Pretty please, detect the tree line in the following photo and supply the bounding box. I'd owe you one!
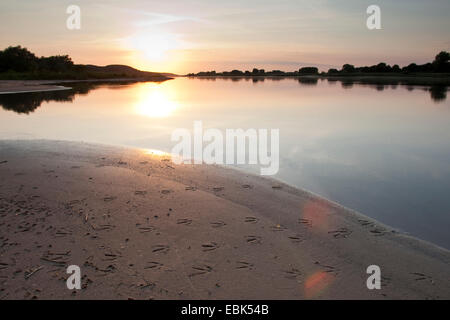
[0,46,74,74]
[188,51,450,77]
[0,45,170,80]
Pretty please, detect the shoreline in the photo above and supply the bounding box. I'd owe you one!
[186,74,450,85]
[0,74,448,95]
[228,161,450,254]
[0,78,173,94]
[0,139,449,299]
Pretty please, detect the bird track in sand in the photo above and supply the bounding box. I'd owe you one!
[201,242,219,251]
[245,235,262,244]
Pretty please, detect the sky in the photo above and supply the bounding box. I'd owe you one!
[0,0,449,74]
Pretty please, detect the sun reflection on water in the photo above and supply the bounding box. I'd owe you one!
[142,148,168,156]
[135,84,179,118]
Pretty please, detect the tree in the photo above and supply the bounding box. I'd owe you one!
[327,68,339,74]
[433,51,450,72]
[342,64,355,73]
[434,51,450,64]
[375,62,391,72]
[39,55,74,72]
[230,69,243,75]
[392,64,401,73]
[0,46,38,72]
[299,67,318,75]
[402,63,418,73]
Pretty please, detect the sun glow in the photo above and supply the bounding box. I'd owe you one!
[126,33,179,61]
[134,84,179,118]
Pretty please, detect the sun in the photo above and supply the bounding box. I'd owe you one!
[126,33,178,61]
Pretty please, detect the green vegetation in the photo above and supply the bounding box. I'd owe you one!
[0,46,171,80]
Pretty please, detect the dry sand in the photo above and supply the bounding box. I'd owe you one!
[0,140,449,299]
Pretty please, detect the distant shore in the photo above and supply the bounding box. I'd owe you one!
[186,73,450,85]
[0,140,449,299]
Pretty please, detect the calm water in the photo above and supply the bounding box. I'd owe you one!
[1,77,450,249]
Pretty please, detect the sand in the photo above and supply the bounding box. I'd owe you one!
[0,79,170,94]
[0,81,71,94]
[0,140,449,300]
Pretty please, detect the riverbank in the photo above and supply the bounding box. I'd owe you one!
[186,74,450,85]
[0,140,449,299]
[0,78,173,94]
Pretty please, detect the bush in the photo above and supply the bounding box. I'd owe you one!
[298,67,318,75]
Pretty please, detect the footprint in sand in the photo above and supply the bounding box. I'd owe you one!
[98,265,116,274]
[298,218,312,227]
[288,234,305,243]
[272,185,282,189]
[242,184,253,189]
[177,218,192,226]
[185,186,197,191]
[102,253,120,261]
[358,219,375,227]
[314,261,338,274]
[144,261,164,270]
[91,224,114,231]
[152,245,169,254]
[235,261,254,270]
[41,251,70,266]
[328,227,352,238]
[103,196,117,202]
[210,221,226,228]
[54,227,72,237]
[283,268,302,280]
[161,189,172,195]
[189,264,213,277]
[411,272,434,283]
[244,216,258,223]
[138,226,155,233]
[202,242,219,252]
[381,275,391,287]
[212,187,224,192]
[134,190,147,196]
[370,228,387,236]
[245,235,262,244]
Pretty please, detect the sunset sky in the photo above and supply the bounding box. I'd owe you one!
[1,0,449,74]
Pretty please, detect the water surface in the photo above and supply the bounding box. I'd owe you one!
[1,77,450,249]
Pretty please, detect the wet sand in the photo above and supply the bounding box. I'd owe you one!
[0,140,449,299]
[0,81,71,94]
[0,79,172,94]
